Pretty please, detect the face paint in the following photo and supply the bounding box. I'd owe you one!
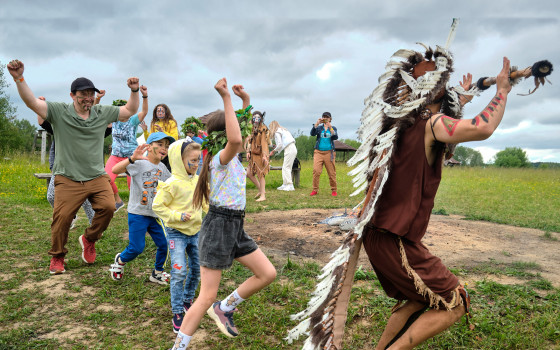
[183,150,201,175]
[74,90,95,112]
[156,107,165,119]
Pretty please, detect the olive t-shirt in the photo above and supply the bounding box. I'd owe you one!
[46,102,120,181]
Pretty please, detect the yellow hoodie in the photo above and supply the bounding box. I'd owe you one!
[152,140,207,235]
[143,120,179,141]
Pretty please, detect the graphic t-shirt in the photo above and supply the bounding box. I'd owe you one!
[126,160,171,217]
[111,114,140,157]
[209,150,246,210]
[318,128,333,151]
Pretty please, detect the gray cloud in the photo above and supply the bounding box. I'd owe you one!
[1,1,559,160]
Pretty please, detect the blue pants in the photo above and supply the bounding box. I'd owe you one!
[120,213,168,272]
[167,227,200,314]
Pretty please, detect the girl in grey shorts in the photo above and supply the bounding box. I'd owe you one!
[170,78,276,349]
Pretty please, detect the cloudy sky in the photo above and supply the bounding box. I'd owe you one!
[1,1,559,163]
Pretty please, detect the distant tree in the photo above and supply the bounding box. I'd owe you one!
[340,138,361,150]
[493,147,530,168]
[0,61,36,154]
[454,146,485,166]
[294,131,316,161]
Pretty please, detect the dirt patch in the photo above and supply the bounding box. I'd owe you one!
[245,209,560,287]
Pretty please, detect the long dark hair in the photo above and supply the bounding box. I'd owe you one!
[193,110,225,209]
[150,103,177,132]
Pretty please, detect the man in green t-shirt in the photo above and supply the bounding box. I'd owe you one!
[7,59,141,275]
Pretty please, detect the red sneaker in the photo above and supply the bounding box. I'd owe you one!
[79,235,96,264]
[332,191,338,196]
[49,256,66,275]
[309,191,318,196]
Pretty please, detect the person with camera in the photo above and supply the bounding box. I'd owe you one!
[310,112,338,196]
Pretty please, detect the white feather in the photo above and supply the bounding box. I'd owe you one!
[391,49,416,59]
[285,318,311,343]
[444,18,460,50]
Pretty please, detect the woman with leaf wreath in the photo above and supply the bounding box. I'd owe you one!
[246,110,270,202]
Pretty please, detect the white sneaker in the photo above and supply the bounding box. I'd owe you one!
[277,185,286,191]
[70,215,78,230]
[284,184,295,191]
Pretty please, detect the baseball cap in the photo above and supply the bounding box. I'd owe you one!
[70,77,100,93]
[146,132,176,144]
[322,112,332,119]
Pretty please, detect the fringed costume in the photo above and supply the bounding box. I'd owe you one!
[247,111,270,178]
[287,19,478,349]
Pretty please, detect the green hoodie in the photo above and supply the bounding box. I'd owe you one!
[152,140,206,235]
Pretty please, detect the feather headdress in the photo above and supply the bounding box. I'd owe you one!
[286,19,478,350]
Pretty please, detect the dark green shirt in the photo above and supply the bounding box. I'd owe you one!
[46,102,119,181]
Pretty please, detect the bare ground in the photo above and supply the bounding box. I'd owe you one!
[245,209,560,288]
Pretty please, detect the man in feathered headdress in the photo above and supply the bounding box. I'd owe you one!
[288,19,514,349]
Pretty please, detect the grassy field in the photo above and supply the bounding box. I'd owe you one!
[0,154,559,349]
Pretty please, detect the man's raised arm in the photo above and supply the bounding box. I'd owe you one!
[430,57,513,144]
[7,60,47,119]
[118,77,140,122]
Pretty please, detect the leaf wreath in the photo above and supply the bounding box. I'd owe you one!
[112,99,127,107]
[181,116,204,135]
[201,105,254,155]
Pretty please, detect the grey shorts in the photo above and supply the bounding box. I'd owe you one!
[198,205,258,270]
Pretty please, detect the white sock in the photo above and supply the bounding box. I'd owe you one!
[220,289,245,312]
[171,331,191,349]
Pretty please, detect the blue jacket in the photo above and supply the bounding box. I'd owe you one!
[310,124,338,150]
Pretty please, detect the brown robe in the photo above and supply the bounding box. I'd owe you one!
[363,115,460,309]
[248,124,270,178]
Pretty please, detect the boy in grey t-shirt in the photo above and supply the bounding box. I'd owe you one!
[108,132,174,284]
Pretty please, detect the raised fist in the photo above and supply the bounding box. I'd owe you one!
[7,59,24,79]
[127,77,140,91]
[214,78,229,97]
[140,85,148,97]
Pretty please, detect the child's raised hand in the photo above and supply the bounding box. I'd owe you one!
[131,143,150,162]
[214,78,230,97]
[140,85,148,97]
[232,84,248,98]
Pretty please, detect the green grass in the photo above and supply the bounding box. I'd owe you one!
[434,167,560,232]
[0,154,559,349]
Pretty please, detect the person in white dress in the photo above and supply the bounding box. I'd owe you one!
[268,121,297,191]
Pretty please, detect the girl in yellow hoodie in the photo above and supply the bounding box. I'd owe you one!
[152,139,207,334]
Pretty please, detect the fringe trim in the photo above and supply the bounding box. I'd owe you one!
[397,238,458,310]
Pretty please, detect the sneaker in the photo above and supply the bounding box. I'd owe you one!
[284,184,295,191]
[70,215,78,230]
[49,256,66,275]
[172,313,184,334]
[309,190,318,196]
[115,201,125,213]
[183,299,193,314]
[332,191,338,196]
[79,234,96,264]
[277,185,286,190]
[109,253,125,281]
[207,301,239,338]
[149,270,170,285]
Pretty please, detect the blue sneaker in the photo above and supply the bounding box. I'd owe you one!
[172,313,184,334]
[207,301,238,338]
